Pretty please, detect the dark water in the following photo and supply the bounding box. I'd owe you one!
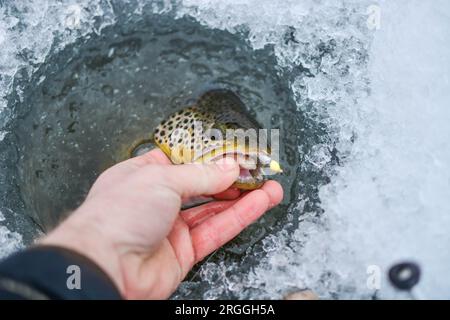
[1,10,330,298]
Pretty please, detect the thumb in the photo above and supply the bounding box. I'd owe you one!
[162,158,240,198]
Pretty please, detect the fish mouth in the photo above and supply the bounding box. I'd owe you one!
[202,149,282,190]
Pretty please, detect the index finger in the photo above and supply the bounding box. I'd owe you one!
[190,180,283,261]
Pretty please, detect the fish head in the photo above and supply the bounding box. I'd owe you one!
[154,89,282,190]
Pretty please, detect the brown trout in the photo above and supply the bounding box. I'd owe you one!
[153,89,282,190]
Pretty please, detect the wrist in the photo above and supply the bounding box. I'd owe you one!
[39,207,125,295]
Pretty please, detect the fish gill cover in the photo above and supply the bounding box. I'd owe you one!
[0,0,449,299]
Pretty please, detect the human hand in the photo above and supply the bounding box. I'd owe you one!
[40,149,283,299]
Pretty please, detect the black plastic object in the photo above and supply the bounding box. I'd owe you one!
[388,262,421,291]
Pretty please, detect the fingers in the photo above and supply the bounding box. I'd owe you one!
[181,200,238,228]
[191,190,269,261]
[190,180,283,262]
[181,181,283,228]
[213,187,241,200]
[261,180,284,208]
[181,183,240,208]
[161,159,240,198]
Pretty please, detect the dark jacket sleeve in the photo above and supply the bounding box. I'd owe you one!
[0,246,122,300]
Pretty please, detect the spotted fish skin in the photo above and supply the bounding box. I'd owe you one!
[153,89,280,190]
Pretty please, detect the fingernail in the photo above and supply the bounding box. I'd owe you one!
[215,158,237,172]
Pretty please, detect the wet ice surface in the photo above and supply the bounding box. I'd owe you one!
[1,0,450,299]
[0,211,24,260]
[10,13,296,231]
